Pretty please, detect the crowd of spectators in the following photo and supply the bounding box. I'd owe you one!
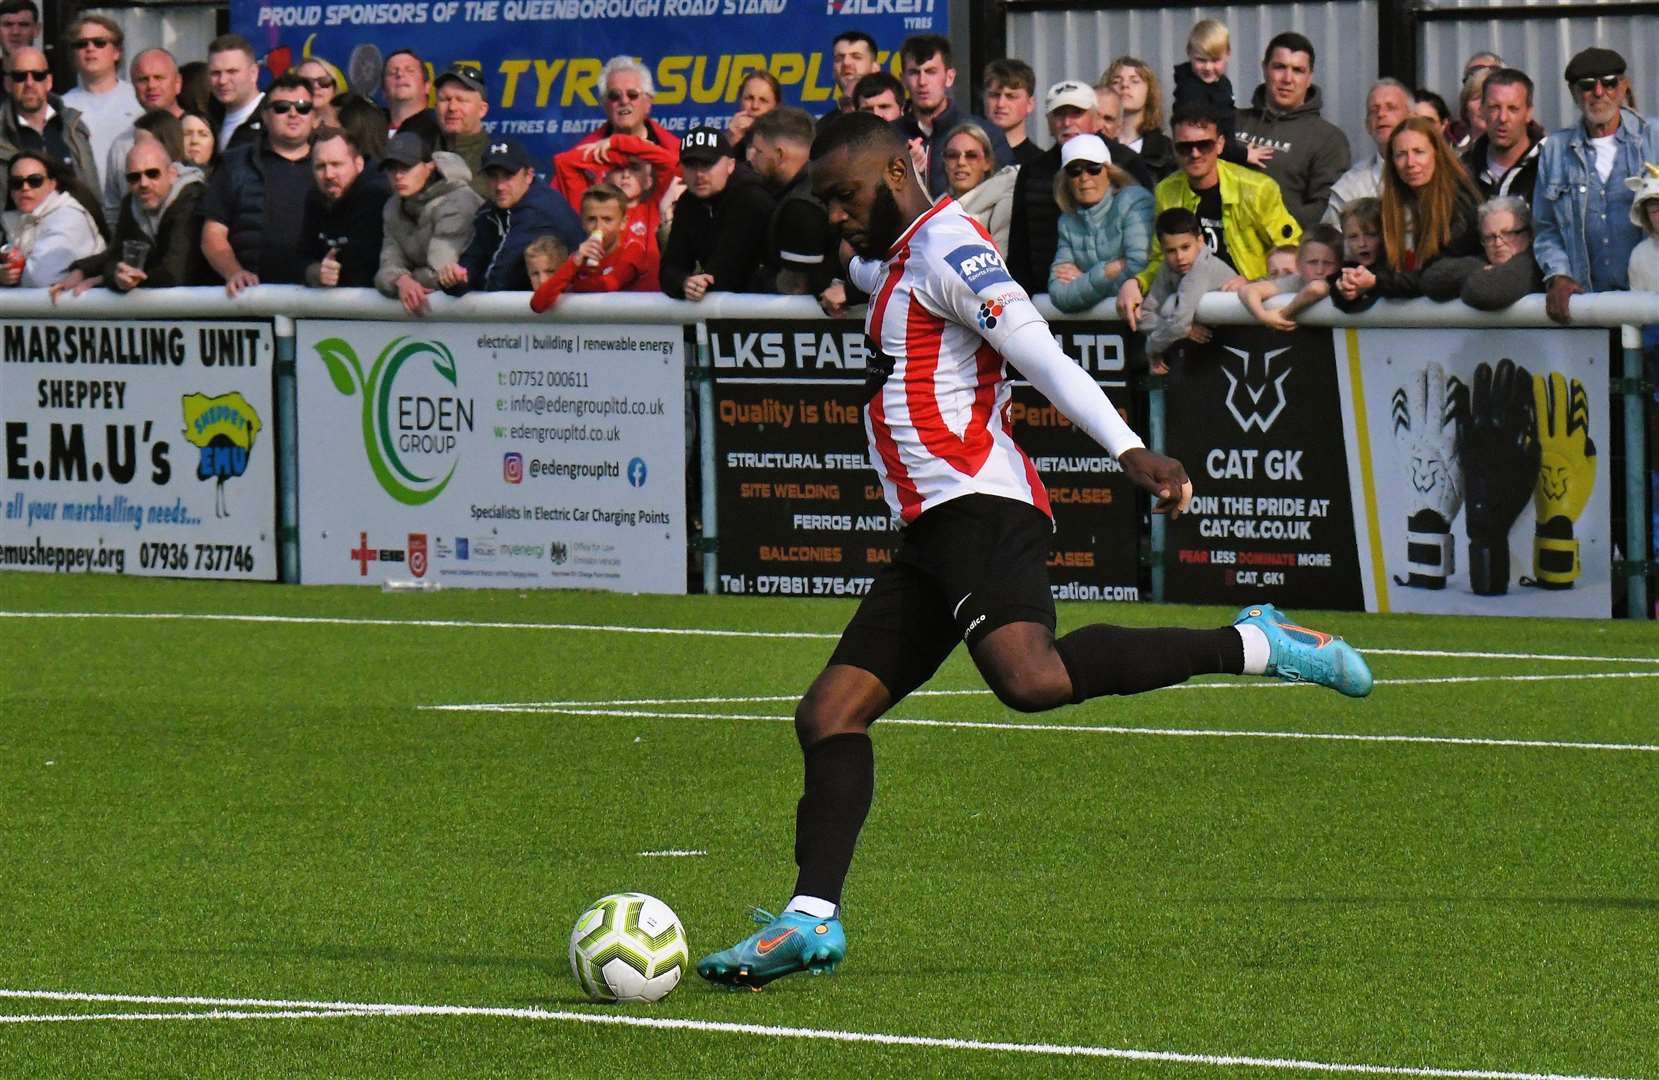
[0,1,1654,340]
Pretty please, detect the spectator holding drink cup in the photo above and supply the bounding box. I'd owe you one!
[51,136,207,298]
[2,149,106,288]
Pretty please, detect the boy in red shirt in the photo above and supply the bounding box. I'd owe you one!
[529,183,653,311]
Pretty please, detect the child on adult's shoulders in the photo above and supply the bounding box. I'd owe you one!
[1170,18,1273,170]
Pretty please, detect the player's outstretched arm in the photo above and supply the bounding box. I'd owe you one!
[998,319,1144,458]
[998,320,1193,516]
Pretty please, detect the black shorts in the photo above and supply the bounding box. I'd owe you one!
[827,494,1056,702]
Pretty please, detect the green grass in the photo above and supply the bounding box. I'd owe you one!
[1,571,1656,1079]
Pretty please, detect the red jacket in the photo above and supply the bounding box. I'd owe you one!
[529,237,654,312]
[553,124,680,208]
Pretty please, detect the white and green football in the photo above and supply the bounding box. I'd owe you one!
[568,892,688,1003]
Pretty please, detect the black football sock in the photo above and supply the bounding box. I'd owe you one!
[791,731,874,907]
[1054,625,1244,703]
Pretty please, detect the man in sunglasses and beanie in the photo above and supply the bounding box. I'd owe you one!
[0,46,97,193]
[200,72,320,295]
[554,55,679,208]
[1534,46,1659,323]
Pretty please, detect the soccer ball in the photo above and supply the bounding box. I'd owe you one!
[568,892,688,1003]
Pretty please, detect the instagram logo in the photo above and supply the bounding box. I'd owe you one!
[503,452,524,484]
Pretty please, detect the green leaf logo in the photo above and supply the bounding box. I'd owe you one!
[315,335,467,506]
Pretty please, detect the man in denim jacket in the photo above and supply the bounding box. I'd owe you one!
[1533,47,1659,323]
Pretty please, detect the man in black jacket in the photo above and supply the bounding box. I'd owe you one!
[1460,68,1544,205]
[660,125,774,301]
[200,73,318,295]
[748,107,837,295]
[302,125,390,288]
[449,138,584,293]
[54,137,207,296]
[1007,79,1154,295]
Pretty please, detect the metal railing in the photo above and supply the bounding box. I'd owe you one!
[3,285,1652,616]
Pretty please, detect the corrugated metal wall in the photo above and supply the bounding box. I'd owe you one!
[1417,1,1659,137]
[1006,3,1379,155]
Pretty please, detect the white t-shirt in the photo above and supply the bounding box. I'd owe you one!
[62,81,143,188]
[219,94,262,149]
[1590,134,1618,184]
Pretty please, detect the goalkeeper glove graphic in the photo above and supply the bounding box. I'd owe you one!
[1391,362,1468,589]
[1462,359,1540,595]
[1527,371,1596,588]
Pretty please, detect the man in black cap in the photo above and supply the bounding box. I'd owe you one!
[660,124,774,301]
[302,124,390,289]
[447,137,585,293]
[436,60,491,197]
[1534,46,1659,322]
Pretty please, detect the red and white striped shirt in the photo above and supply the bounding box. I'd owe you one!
[848,198,1052,525]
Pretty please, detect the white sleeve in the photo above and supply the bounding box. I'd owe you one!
[847,255,884,295]
[1000,320,1145,459]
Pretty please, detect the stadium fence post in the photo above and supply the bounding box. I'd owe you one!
[274,315,300,584]
[695,321,718,594]
[1147,372,1166,603]
[1620,325,1650,619]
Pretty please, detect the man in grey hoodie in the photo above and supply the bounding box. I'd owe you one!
[1233,32,1351,232]
[375,129,484,315]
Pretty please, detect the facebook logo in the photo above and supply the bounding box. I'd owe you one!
[946,244,1014,292]
[627,457,648,487]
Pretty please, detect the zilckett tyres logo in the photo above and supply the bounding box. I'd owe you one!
[315,336,474,505]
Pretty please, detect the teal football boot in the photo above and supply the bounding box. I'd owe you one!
[1234,603,1373,698]
[696,907,846,989]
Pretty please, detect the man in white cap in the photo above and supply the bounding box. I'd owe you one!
[1006,78,1153,293]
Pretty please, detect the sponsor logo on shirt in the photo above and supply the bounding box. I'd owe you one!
[946,244,1014,292]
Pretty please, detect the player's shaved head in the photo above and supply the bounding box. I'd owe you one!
[810,110,907,164]
[811,113,928,259]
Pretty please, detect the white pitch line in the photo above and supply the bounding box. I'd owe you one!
[637,849,706,857]
[426,669,1659,714]
[424,703,1659,753]
[0,610,839,640]
[0,1009,379,1024]
[0,990,1637,1080]
[3,610,1657,668]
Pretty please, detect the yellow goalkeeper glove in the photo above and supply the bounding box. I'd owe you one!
[1528,371,1596,588]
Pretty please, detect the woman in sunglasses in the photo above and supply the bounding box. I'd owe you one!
[939,123,1016,251]
[1048,133,1154,313]
[1334,115,1480,309]
[1,150,107,287]
[295,58,341,128]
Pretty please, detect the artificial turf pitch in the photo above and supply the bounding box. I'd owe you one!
[1,571,1655,1079]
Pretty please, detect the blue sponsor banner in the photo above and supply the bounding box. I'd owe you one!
[231,0,944,165]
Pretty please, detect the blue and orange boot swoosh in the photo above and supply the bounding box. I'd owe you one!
[1235,603,1373,698]
[696,907,846,989]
